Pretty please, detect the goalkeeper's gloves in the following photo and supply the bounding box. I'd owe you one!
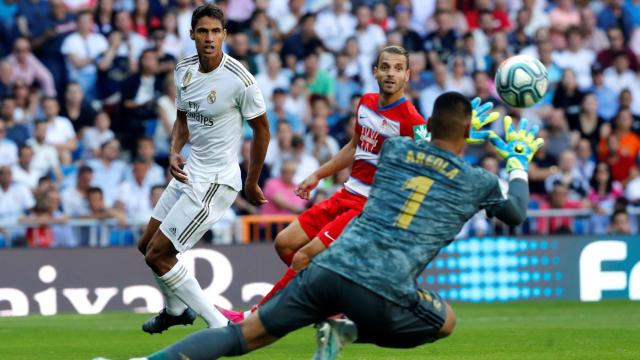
[488,116,544,173]
[466,97,501,144]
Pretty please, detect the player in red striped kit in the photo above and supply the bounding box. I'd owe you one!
[218,45,428,322]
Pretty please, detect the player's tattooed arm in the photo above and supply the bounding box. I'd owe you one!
[295,132,357,200]
[169,110,189,183]
[246,112,270,205]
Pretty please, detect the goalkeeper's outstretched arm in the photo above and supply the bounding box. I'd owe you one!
[489,170,530,226]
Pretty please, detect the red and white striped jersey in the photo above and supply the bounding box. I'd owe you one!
[344,93,427,197]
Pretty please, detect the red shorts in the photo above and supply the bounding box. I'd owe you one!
[298,188,366,248]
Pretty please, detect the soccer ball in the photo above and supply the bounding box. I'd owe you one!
[495,55,549,108]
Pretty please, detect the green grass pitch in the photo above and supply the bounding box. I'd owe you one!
[1,300,638,360]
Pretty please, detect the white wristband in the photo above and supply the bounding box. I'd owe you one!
[509,169,529,182]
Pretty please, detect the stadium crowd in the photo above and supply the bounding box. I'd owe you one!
[0,0,638,247]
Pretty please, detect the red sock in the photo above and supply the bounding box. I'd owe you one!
[281,252,295,266]
[257,268,297,307]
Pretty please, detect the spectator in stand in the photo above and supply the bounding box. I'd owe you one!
[275,0,304,36]
[597,27,639,71]
[334,53,362,117]
[41,97,76,164]
[580,7,609,53]
[284,76,309,127]
[94,0,115,35]
[159,10,182,60]
[508,7,534,55]
[281,13,323,63]
[598,122,638,183]
[6,37,57,97]
[60,82,97,135]
[81,187,125,246]
[305,114,339,166]
[588,161,624,234]
[26,121,63,184]
[625,0,640,26]
[393,5,423,52]
[261,159,307,215]
[0,121,18,167]
[12,81,40,125]
[61,165,92,217]
[0,166,35,244]
[12,145,40,190]
[618,88,640,122]
[228,32,258,74]
[267,88,303,135]
[572,93,603,149]
[419,62,450,117]
[154,75,176,158]
[25,0,76,97]
[265,120,294,174]
[446,56,474,97]
[60,10,109,102]
[128,136,164,187]
[604,53,637,98]
[465,0,511,31]
[314,0,356,53]
[0,62,14,99]
[597,0,634,39]
[302,52,335,101]
[255,52,290,107]
[22,188,74,247]
[97,30,136,104]
[625,166,640,205]
[576,138,596,180]
[290,133,320,185]
[545,109,572,161]
[553,69,584,126]
[546,182,583,234]
[608,209,633,234]
[1,97,30,146]
[112,10,149,67]
[590,64,619,121]
[549,0,581,33]
[354,4,386,63]
[132,0,160,38]
[86,138,126,207]
[545,149,589,201]
[552,26,595,90]
[427,0,468,35]
[424,10,460,64]
[80,111,115,160]
[246,9,276,57]
[120,49,163,153]
[115,157,152,223]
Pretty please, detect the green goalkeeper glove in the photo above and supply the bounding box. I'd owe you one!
[488,116,544,173]
[466,97,501,144]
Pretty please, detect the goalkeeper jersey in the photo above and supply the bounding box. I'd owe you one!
[314,137,510,306]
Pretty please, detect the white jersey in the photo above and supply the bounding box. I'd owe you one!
[174,53,266,190]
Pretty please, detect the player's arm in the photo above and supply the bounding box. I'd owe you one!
[169,110,189,183]
[485,116,544,226]
[295,133,357,200]
[246,113,270,205]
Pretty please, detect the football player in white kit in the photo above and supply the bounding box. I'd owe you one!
[137,4,270,333]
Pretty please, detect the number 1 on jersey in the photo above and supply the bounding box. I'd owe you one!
[394,176,435,229]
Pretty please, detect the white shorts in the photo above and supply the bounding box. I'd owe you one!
[152,179,237,252]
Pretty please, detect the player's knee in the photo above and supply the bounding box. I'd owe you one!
[274,232,293,256]
[437,304,456,339]
[291,250,311,271]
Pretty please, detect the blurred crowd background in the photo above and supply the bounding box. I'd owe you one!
[0,0,639,248]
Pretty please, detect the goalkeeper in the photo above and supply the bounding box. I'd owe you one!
[126,92,544,360]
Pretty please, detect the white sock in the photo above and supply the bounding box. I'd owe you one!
[153,273,187,316]
[159,261,227,328]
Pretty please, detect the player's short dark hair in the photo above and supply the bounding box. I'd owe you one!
[429,92,472,141]
[78,165,93,175]
[87,186,103,196]
[191,4,226,30]
[375,45,409,69]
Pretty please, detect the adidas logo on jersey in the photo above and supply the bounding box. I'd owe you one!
[167,226,178,236]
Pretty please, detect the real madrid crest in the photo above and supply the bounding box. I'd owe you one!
[207,89,217,104]
[182,70,192,88]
